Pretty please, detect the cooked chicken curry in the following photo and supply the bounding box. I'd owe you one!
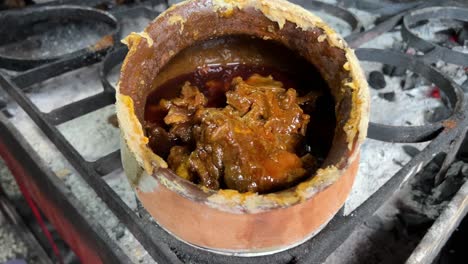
[144,37,335,194]
[157,74,317,193]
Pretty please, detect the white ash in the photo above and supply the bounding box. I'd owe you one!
[309,11,352,36]
[452,44,468,53]
[103,168,138,211]
[6,104,71,173]
[347,7,377,30]
[345,139,429,215]
[409,19,465,44]
[152,3,168,14]
[360,61,442,126]
[58,105,120,162]
[106,62,122,88]
[168,0,184,6]
[0,158,21,199]
[434,61,467,87]
[0,221,28,263]
[361,30,403,50]
[120,17,153,39]
[318,0,338,4]
[26,64,103,113]
[61,166,153,264]
[0,20,112,60]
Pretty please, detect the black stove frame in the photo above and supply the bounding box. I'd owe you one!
[0,1,467,263]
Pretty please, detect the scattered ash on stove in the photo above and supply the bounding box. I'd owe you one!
[411,19,468,49]
[26,64,102,113]
[103,169,138,211]
[58,105,120,162]
[0,159,28,263]
[4,81,154,263]
[0,159,21,199]
[435,61,468,87]
[0,221,28,263]
[116,3,166,39]
[120,16,153,38]
[347,139,428,214]
[106,61,122,87]
[347,7,377,30]
[362,29,403,49]
[363,62,442,126]
[0,159,43,264]
[312,11,352,36]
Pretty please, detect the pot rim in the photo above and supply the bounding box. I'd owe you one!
[116,0,369,213]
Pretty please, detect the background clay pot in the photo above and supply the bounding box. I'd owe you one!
[116,0,369,255]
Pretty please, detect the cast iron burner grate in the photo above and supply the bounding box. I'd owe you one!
[0,1,467,263]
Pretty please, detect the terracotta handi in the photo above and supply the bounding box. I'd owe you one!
[116,0,369,255]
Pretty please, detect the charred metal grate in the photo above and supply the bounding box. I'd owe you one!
[0,1,467,264]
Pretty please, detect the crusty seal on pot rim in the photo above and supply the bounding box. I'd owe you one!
[116,0,369,254]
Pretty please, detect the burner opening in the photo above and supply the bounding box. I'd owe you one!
[0,6,118,70]
[0,20,110,60]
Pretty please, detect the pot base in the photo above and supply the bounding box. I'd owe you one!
[153,206,336,257]
[133,151,359,253]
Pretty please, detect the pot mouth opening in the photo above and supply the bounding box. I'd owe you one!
[142,35,341,194]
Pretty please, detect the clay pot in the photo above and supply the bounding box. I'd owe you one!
[116,0,369,255]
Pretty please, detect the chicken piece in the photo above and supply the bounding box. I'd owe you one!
[163,82,207,125]
[146,123,173,158]
[167,146,192,181]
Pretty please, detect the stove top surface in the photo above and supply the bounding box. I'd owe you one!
[0,0,467,263]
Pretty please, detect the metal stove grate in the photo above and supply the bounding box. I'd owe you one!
[0,1,467,263]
